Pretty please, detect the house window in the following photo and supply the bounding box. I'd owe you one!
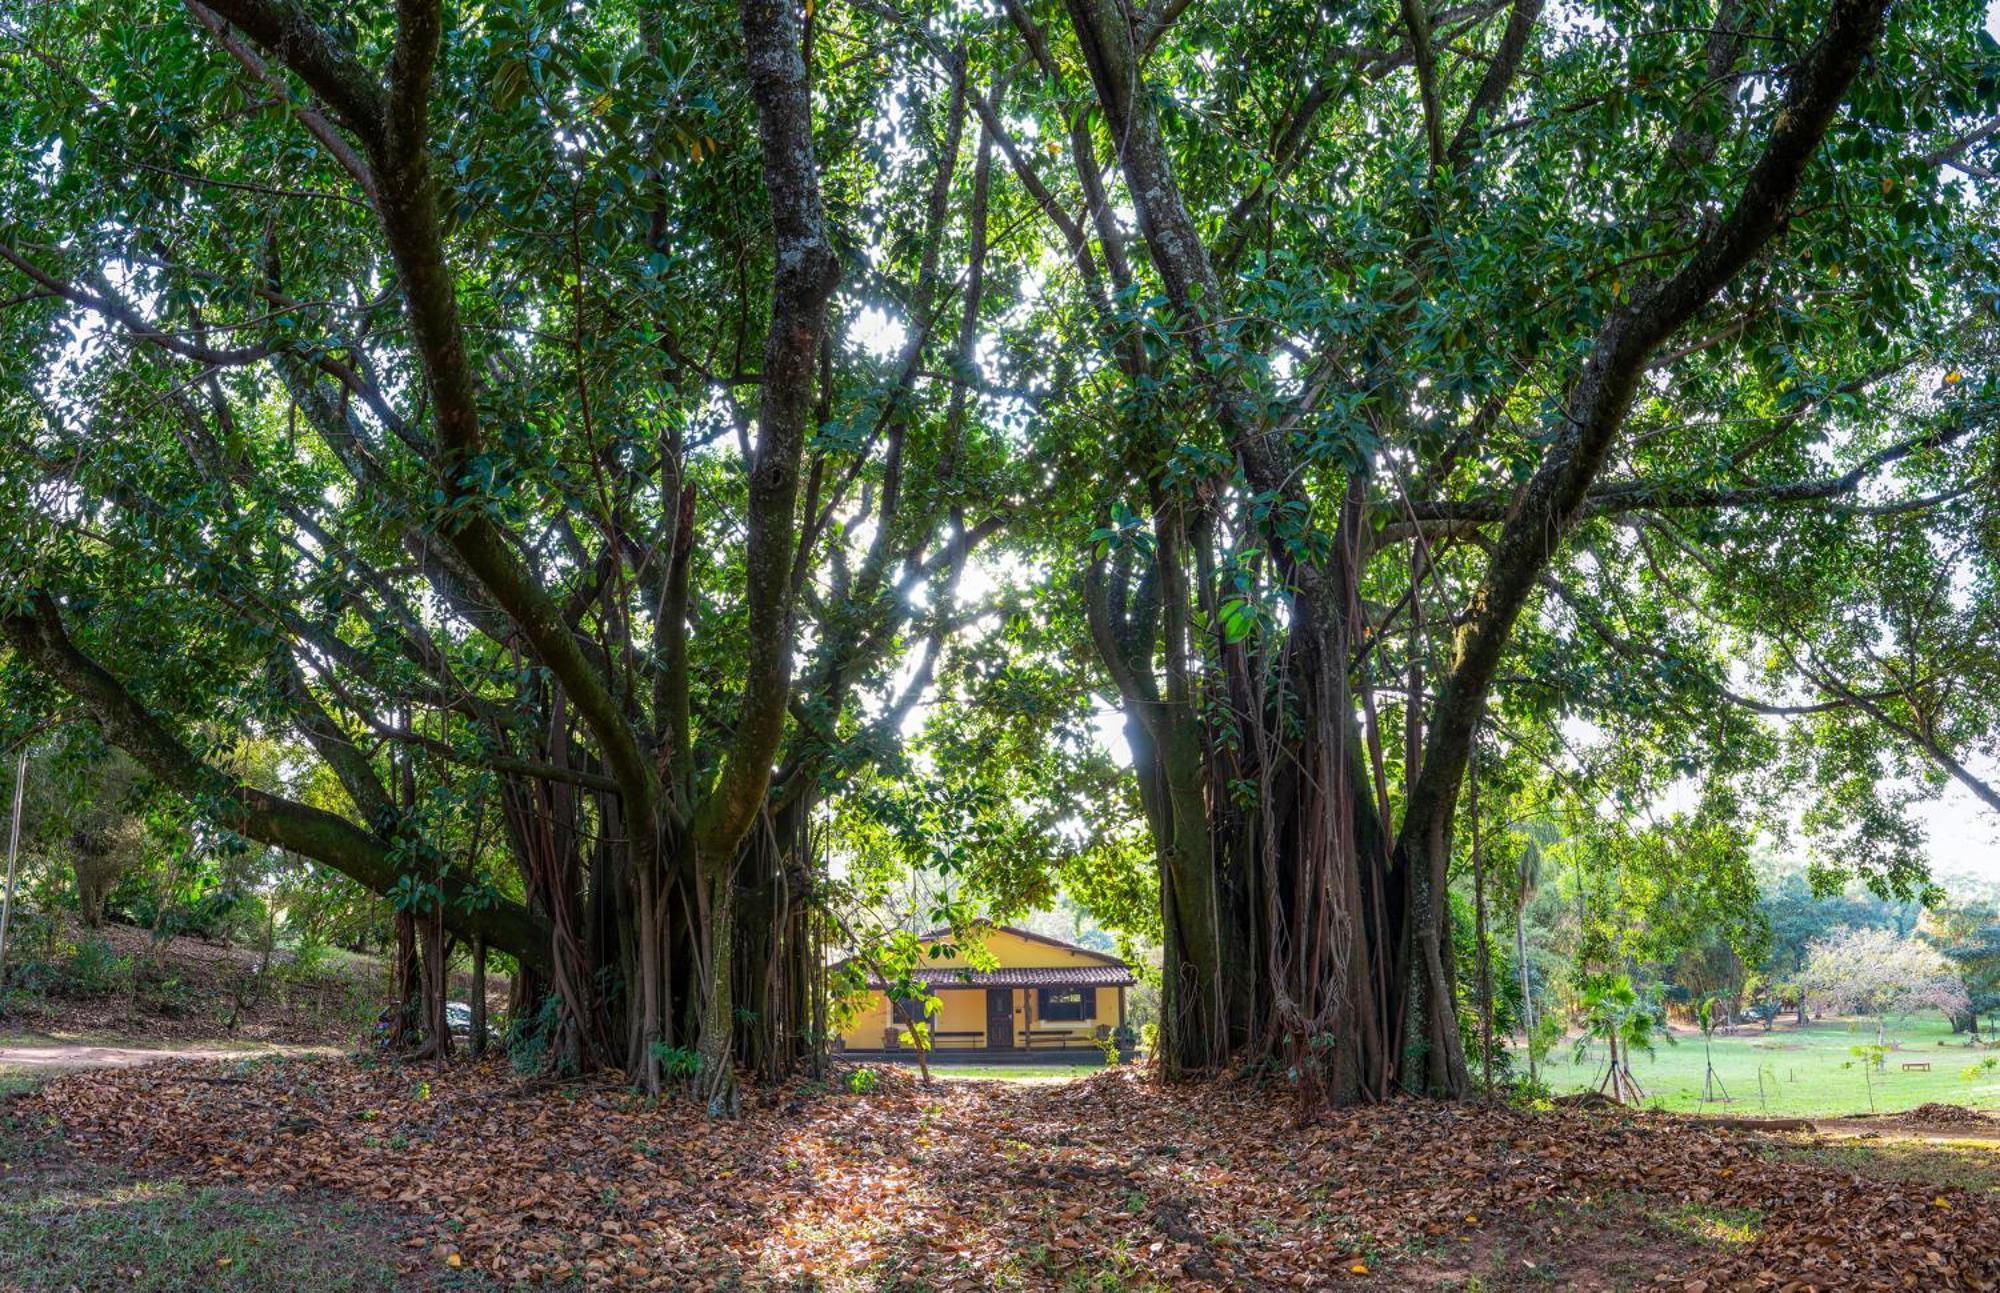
[1037,987,1092,1022]
[893,996,932,1025]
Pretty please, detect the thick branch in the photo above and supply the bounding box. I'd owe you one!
[1403,0,1891,854]
[2,593,549,968]
[1444,0,1544,171]
[182,0,385,142]
[185,1,379,200]
[692,0,842,860]
[1401,414,1982,526]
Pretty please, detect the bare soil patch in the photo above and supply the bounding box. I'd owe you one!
[0,1034,339,1076]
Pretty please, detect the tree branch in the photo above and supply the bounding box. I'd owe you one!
[1403,0,1891,854]
[1,593,550,968]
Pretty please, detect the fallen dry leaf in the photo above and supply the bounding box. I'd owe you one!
[26,1058,2000,1290]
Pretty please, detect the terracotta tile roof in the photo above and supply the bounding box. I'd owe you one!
[861,965,1137,990]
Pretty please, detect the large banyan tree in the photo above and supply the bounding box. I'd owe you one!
[4,0,2000,1113]
[899,0,2000,1101]
[0,0,1037,1110]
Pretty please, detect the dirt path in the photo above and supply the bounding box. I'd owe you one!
[0,1035,340,1076]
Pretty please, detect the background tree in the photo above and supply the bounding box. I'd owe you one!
[1802,925,1970,1046]
[1926,896,2000,1035]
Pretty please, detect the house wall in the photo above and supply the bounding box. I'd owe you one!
[836,984,991,1051]
[833,929,1128,1051]
[834,984,1126,1050]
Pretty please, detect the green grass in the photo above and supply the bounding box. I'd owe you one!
[0,1071,492,1290]
[1655,1201,1763,1246]
[1545,1014,2000,1116]
[933,1065,1102,1081]
[1776,1137,2000,1192]
[0,1174,427,1291]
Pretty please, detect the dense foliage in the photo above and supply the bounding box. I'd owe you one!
[2,0,1997,1109]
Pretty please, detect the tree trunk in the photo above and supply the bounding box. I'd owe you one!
[1471,766,1493,1090]
[389,910,419,1050]
[470,936,487,1060]
[1515,896,1535,1083]
[694,852,739,1116]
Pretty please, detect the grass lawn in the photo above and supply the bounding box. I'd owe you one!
[1544,1014,2000,1116]
[928,1064,1100,1081]
[1779,1135,2000,1194]
[836,1059,1106,1081]
[0,1078,492,1290]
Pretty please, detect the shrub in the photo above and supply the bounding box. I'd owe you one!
[117,885,250,942]
[507,992,563,1076]
[136,967,195,1017]
[281,935,334,983]
[846,1066,879,1095]
[652,1043,702,1079]
[2,914,68,996]
[62,935,132,998]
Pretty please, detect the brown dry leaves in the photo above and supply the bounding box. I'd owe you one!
[28,1059,2000,1290]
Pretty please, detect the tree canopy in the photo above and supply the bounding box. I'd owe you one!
[2,0,1997,1109]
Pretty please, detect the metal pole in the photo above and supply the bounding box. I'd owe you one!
[0,745,27,998]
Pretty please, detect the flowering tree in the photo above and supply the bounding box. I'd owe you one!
[1802,928,1969,1046]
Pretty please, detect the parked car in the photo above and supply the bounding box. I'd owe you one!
[373,1000,501,1045]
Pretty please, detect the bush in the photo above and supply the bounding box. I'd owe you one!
[116,885,250,942]
[507,992,564,1076]
[4,947,66,998]
[213,892,274,946]
[1507,1074,1555,1109]
[2,932,136,1000]
[62,935,132,998]
[846,1067,879,1095]
[136,969,195,1017]
[652,1044,702,1080]
[281,935,334,983]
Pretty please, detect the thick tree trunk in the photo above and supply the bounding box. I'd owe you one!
[728,797,820,1082]
[694,853,739,1116]
[499,767,608,1074]
[470,936,487,1060]
[1472,770,1493,1090]
[1401,825,1472,1098]
[389,910,420,1050]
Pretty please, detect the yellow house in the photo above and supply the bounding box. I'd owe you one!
[834,926,1135,1057]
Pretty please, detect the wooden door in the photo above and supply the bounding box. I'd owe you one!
[985,989,1017,1050]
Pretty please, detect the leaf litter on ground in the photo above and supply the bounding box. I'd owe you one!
[26,1059,2000,1290]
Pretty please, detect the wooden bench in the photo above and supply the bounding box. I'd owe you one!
[1902,1061,1932,1072]
[931,1031,985,1049]
[885,1028,985,1050]
[1023,1028,1095,1050]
